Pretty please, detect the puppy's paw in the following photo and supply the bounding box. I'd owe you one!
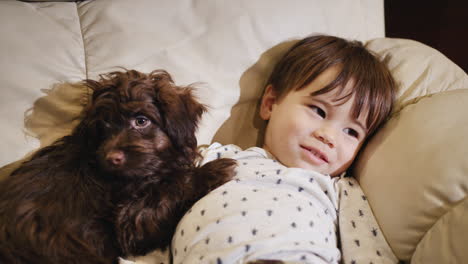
[116,202,163,257]
[115,204,139,256]
[198,158,237,190]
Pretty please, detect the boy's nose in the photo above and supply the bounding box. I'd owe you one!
[313,126,336,148]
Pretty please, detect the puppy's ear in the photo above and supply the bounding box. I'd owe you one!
[159,85,207,152]
[148,71,207,154]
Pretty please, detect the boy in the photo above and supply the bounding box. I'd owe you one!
[171,35,396,264]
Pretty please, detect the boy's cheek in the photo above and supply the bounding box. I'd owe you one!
[334,148,360,175]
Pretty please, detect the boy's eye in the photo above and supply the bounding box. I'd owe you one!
[309,105,326,118]
[343,128,359,138]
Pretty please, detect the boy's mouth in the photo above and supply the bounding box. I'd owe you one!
[300,145,329,164]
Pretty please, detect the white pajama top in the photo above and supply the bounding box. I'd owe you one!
[172,143,341,264]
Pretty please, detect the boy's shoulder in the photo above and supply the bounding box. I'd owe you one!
[197,143,271,164]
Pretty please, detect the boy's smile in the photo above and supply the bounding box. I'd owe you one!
[260,66,368,176]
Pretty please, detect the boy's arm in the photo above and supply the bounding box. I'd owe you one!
[337,176,400,264]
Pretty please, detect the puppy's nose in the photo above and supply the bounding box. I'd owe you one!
[106,150,125,166]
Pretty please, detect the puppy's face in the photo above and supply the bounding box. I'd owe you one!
[80,70,205,179]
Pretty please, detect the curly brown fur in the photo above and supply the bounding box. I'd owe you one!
[0,69,236,263]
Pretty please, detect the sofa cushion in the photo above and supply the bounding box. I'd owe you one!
[0,0,86,168]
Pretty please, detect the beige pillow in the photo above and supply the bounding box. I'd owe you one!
[0,82,88,181]
[355,38,468,263]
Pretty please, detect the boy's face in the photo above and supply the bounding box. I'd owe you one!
[260,66,368,176]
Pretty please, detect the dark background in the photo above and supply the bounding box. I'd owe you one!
[385,0,468,73]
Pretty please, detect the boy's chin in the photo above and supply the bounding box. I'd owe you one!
[329,167,350,177]
[288,160,331,176]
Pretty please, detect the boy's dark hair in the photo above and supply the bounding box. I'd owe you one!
[265,34,397,136]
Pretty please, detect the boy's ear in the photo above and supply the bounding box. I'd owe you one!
[260,84,277,121]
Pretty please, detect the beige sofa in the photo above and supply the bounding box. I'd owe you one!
[0,0,467,263]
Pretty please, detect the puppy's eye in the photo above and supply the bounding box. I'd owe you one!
[131,115,151,129]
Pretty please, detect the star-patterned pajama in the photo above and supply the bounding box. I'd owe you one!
[172,143,341,264]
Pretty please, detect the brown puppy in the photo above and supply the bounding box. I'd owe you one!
[0,70,236,264]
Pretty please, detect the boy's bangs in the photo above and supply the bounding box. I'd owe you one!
[349,62,394,136]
